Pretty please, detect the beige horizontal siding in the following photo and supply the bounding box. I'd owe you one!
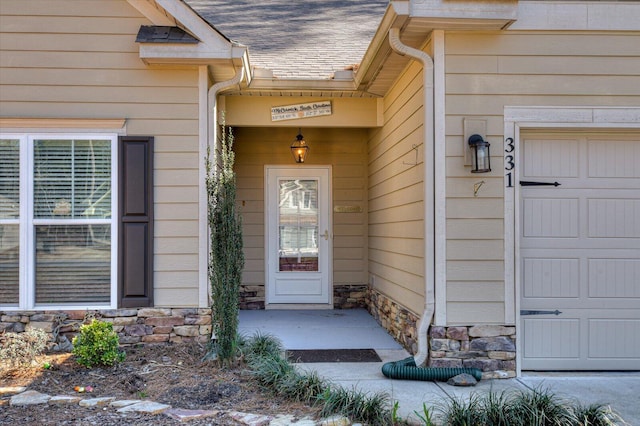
[447,281,504,302]
[447,302,505,325]
[0,0,201,307]
[369,49,428,316]
[443,30,640,324]
[234,126,369,294]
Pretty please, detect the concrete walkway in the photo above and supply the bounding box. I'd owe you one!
[239,309,639,424]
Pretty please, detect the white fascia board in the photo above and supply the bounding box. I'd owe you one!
[410,0,517,23]
[154,0,232,49]
[127,0,175,26]
[355,2,409,90]
[510,1,640,31]
[139,43,234,62]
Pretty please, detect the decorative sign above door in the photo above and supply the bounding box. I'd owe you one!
[271,101,332,122]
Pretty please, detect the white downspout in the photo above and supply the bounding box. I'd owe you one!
[208,66,245,163]
[388,28,435,367]
[203,66,245,312]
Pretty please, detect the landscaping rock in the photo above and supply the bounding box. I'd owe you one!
[10,390,51,406]
[110,399,143,408]
[270,415,317,425]
[228,411,272,426]
[79,397,115,407]
[320,414,352,425]
[116,400,171,414]
[0,386,27,396]
[447,373,478,387]
[49,395,82,405]
[164,408,220,422]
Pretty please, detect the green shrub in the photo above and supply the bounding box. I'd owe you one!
[206,121,244,366]
[0,328,49,366]
[72,320,125,367]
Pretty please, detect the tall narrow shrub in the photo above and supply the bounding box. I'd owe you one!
[206,122,244,365]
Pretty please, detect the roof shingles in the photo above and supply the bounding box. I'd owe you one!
[184,0,388,80]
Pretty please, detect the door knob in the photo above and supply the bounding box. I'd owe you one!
[321,230,329,240]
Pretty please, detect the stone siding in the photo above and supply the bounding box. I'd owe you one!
[333,284,368,309]
[367,288,419,354]
[239,283,369,310]
[239,285,264,310]
[0,308,212,351]
[429,325,516,379]
[367,288,516,378]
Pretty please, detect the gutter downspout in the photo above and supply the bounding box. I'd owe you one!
[388,28,435,367]
[204,65,244,323]
[208,66,245,164]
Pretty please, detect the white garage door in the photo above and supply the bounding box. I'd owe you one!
[520,132,640,370]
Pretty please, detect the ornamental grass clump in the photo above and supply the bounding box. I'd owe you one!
[241,333,393,426]
[433,386,625,426]
[72,319,125,368]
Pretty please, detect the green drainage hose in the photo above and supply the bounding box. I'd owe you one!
[381,357,482,382]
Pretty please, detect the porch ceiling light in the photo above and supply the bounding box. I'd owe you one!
[290,129,309,163]
[468,134,491,173]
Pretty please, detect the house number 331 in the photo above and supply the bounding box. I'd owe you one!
[505,137,515,187]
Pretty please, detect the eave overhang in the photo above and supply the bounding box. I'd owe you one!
[354,0,518,97]
[128,0,249,84]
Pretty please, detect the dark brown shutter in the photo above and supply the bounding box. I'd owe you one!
[118,136,154,308]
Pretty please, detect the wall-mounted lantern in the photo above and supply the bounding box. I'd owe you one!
[468,134,491,173]
[290,129,309,163]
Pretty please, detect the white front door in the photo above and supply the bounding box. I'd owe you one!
[520,132,640,370]
[265,166,332,305]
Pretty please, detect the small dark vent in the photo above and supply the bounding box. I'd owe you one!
[135,26,199,44]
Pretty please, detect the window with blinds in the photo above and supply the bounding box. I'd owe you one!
[0,139,20,304]
[33,139,112,304]
[0,134,116,308]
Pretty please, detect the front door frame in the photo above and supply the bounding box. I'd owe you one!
[264,165,333,308]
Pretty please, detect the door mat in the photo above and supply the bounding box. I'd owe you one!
[286,349,382,363]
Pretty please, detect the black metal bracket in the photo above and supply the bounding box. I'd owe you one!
[520,180,561,187]
[520,310,562,316]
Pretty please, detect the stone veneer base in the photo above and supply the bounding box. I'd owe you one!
[0,308,212,351]
[240,283,369,310]
[367,288,516,379]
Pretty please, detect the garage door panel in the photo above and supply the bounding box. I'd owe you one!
[588,198,640,237]
[588,139,640,178]
[523,198,579,237]
[589,259,640,298]
[589,318,640,359]
[523,258,579,298]
[523,318,580,359]
[521,132,640,370]
[523,138,579,178]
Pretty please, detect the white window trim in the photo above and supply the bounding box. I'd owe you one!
[503,106,640,377]
[1,132,118,310]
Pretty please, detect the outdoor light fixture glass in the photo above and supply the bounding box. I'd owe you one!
[290,129,309,163]
[468,134,491,173]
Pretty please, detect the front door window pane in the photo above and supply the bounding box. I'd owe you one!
[35,225,110,304]
[278,179,319,272]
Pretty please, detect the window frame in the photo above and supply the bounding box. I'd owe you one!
[0,133,118,310]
